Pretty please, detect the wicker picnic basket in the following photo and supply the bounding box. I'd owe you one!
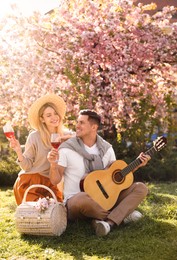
[15,184,67,236]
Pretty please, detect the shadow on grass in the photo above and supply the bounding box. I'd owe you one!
[2,186,177,259]
[20,217,177,260]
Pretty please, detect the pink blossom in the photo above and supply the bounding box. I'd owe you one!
[0,0,177,139]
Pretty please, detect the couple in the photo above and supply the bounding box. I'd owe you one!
[10,93,149,237]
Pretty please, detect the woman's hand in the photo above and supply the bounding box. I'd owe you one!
[47,148,59,164]
[61,132,76,142]
[9,137,21,152]
[9,137,23,162]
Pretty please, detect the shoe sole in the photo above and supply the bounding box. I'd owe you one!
[95,222,109,236]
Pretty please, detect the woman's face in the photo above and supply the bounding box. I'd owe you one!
[41,106,60,132]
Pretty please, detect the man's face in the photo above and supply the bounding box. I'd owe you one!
[76,115,94,138]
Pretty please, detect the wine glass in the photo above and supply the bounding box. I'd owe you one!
[51,133,61,149]
[3,122,15,139]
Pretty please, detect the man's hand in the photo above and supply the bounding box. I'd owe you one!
[132,152,151,173]
[138,152,151,167]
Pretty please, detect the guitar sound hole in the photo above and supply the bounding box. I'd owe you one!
[112,171,124,184]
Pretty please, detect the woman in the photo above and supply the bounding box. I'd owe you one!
[9,93,71,205]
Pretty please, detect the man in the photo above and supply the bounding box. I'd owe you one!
[48,109,149,236]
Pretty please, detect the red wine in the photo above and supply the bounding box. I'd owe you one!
[4,131,15,138]
[51,142,61,149]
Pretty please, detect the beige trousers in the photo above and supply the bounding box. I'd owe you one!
[66,182,148,225]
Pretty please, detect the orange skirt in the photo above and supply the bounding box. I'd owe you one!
[13,173,63,205]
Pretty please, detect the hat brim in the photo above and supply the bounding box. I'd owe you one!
[28,94,66,129]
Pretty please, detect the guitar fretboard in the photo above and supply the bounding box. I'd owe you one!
[120,146,157,177]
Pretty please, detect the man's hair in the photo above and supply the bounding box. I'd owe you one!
[79,109,101,127]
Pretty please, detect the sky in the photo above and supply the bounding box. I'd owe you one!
[0,0,60,17]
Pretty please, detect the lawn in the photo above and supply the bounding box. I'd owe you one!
[0,183,177,260]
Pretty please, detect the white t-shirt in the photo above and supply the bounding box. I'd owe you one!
[58,144,116,203]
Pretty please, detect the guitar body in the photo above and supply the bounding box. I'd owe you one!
[82,160,134,210]
[81,136,167,211]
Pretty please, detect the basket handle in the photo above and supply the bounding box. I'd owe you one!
[22,184,58,203]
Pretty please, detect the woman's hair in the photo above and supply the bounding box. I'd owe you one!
[37,102,63,148]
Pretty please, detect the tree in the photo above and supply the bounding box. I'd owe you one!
[0,0,177,149]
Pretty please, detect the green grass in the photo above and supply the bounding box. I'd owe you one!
[0,183,177,260]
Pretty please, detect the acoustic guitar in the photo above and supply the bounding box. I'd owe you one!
[80,136,167,210]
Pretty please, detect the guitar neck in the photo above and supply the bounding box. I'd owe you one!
[121,146,157,177]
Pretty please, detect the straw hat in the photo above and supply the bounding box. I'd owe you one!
[28,93,66,129]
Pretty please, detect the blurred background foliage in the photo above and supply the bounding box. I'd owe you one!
[1,124,177,187]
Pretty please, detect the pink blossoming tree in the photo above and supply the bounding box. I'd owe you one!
[0,0,177,148]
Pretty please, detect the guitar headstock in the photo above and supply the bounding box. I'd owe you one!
[153,136,167,151]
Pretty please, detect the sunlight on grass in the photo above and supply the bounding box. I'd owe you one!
[0,183,177,260]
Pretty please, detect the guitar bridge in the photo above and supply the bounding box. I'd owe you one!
[96,180,109,199]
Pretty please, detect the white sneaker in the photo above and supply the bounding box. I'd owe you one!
[92,220,111,237]
[124,210,143,224]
